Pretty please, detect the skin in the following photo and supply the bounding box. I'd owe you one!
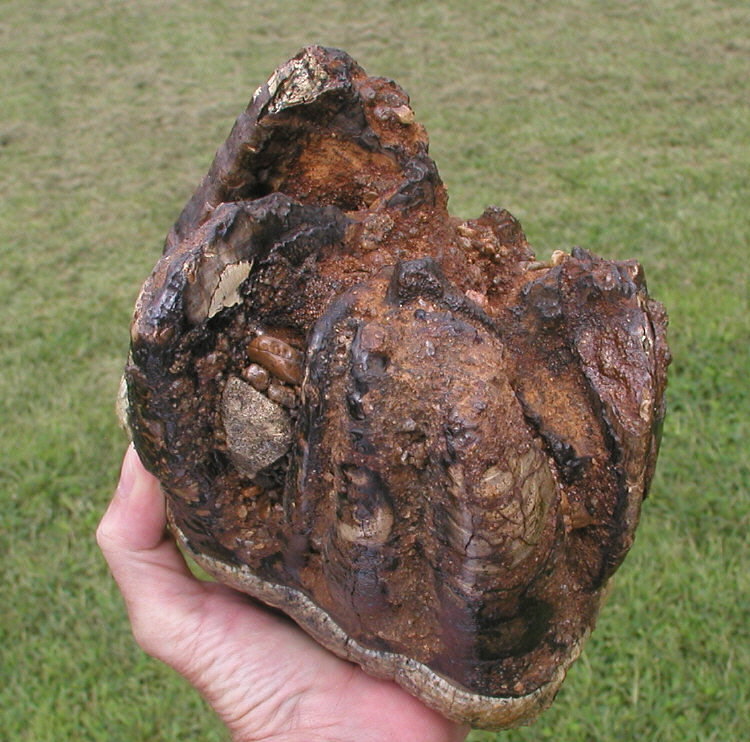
[97,445,470,742]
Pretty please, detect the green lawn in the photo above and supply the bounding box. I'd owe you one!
[2,1,748,739]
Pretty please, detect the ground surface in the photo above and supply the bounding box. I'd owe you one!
[1,1,748,740]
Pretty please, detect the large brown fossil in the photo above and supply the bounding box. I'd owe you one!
[123,46,670,729]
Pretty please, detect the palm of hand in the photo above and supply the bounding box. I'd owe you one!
[97,446,468,742]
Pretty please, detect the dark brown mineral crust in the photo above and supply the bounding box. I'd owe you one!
[123,46,670,729]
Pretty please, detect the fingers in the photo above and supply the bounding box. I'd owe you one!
[97,445,206,656]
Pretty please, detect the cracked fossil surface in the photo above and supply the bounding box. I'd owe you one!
[124,46,670,729]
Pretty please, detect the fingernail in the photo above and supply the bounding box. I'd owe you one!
[116,444,138,499]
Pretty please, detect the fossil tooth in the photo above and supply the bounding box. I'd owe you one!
[123,46,670,730]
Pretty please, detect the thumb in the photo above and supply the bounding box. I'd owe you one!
[97,445,207,654]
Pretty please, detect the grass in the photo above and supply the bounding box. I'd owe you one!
[1,0,748,739]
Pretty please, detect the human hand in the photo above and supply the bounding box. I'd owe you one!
[97,445,470,742]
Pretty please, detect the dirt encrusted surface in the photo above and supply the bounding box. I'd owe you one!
[125,46,670,729]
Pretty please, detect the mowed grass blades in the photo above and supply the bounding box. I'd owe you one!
[1,1,748,740]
